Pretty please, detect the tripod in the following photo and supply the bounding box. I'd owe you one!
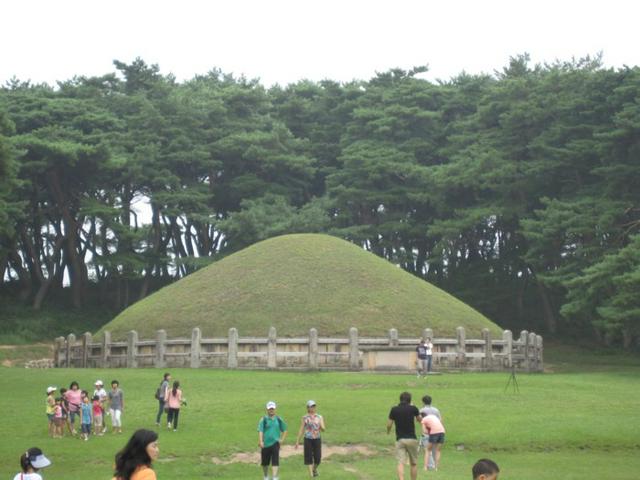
[504,365,519,393]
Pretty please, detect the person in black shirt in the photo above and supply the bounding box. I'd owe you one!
[387,391,421,480]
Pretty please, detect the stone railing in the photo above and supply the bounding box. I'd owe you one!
[54,327,543,372]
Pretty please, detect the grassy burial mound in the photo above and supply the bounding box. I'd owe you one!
[99,234,501,339]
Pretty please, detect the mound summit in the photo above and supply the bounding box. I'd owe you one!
[99,234,501,339]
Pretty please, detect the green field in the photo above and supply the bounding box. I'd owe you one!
[2,345,639,479]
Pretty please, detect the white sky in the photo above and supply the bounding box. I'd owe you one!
[2,0,639,87]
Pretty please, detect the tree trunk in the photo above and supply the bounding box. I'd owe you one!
[535,280,557,334]
[46,170,87,308]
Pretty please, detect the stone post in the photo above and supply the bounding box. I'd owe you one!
[456,326,466,367]
[520,330,529,372]
[537,335,544,372]
[127,330,138,368]
[349,327,359,370]
[503,330,513,368]
[155,330,166,368]
[102,331,111,368]
[308,328,318,370]
[528,332,537,372]
[267,327,277,369]
[190,327,201,368]
[388,328,398,347]
[482,328,492,371]
[228,328,238,369]
[82,332,92,368]
[66,333,75,368]
[422,328,433,341]
[53,337,64,368]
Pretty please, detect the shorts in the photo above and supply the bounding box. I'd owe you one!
[69,411,79,423]
[54,417,64,427]
[261,442,280,466]
[395,438,419,465]
[303,437,322,465]
[82,423,91,434]
[428,433,445,444]
[47,413,54,422]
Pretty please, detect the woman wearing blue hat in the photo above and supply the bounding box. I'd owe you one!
[14,447,52,480]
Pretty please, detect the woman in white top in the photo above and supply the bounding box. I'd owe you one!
[13,447,51,480]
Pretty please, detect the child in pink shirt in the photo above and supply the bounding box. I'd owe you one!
[421,414,445,471]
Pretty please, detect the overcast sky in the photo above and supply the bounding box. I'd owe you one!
[2,0,639,87]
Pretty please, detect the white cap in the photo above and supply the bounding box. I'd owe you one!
[94,380,103,386]
[266,401,277,409]
[46,386,57,394]
[26,449,51,469]
[306,400,316,408]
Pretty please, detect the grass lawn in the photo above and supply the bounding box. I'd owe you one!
[1,345,639,479]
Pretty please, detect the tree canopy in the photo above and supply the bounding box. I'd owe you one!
[1,55,638,347]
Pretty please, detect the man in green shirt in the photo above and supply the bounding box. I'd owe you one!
[258,401,288,480]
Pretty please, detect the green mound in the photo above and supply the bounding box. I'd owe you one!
[99,234,501,339]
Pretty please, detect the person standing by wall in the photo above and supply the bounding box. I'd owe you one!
[112,429,159,480]
[164,380,182,432]
[387,391,421,480]
[258,401,287,480]
[155,373,171,426]
[415,340,428,378]
[108,380,124,434]
[295,400,325,478]
[13,447,52,480]
[425,337,434,373]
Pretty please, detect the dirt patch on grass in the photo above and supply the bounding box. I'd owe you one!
[211,444,375,465]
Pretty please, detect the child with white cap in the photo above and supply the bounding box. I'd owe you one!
[45,387,56,438]
[93,380,107,433]
[14,447,52,480]
[258,401,287,480]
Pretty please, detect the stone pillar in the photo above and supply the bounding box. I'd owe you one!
[66,333,75,368]
[388,328,398,347]
[520,330,529,372]
[127,330,138,368]
[102,331,111,368]
[82,332,92,368]
[267,327,277,369]
[54,337,65,368]
[228,328,238,369]
[308,328,318,370]
[155,330,166,369]
[190,327,201,368]
[349,327,359,370]
[422,328,433,341]
[528,332,537,372]
[537,335,544,371]
[481,328,492,370]
[456,326,466,367]
[503,330,513,369]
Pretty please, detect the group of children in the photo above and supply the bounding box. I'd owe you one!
[45,379,124,440]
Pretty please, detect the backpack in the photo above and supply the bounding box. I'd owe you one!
[262,415,284,432]
[155,387,162,400]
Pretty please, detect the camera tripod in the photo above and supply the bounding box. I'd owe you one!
[504,365,519,393]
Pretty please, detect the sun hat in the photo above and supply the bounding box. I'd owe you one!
[94,380,103,386]
[26,447,51,469]
[46,386,57,394]
[266,401,277,409]
[306,400,316,408]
